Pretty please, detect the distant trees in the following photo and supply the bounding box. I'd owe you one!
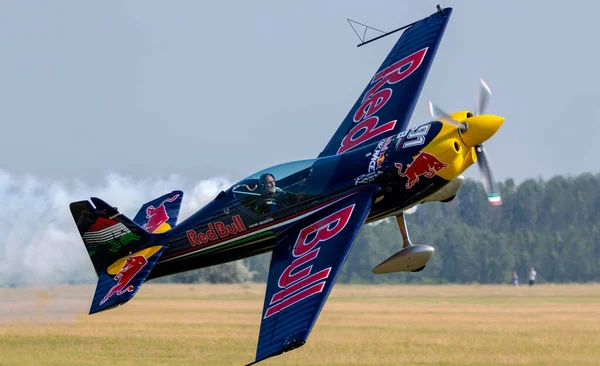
[166,173,600,284]
[336,173,600,284]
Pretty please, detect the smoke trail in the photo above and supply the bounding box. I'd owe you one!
[0,169,231,287]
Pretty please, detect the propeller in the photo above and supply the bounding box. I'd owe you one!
[473,79,502,206]
[428,78,502,206]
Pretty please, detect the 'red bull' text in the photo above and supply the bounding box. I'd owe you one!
[337,48,428,154]
[186,215,247,247]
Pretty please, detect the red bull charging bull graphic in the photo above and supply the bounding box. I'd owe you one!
[395,152,447,188]
[100,255,148,305]
[143,194,180,233]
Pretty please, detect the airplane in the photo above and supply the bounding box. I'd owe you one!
[69,6,505,365]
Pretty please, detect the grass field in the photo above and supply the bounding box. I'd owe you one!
[1,283,600,365]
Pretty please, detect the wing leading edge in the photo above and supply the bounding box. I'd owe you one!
[319,7,453,157]
[250,187,378,364]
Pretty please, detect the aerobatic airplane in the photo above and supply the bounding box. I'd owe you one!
[70,6,504,364]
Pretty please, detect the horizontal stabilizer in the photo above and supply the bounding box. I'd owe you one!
[133,190,183,233]
[69,197,165,314]
[90,245,165,314]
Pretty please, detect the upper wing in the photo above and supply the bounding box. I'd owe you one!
[251,187,378,364]
[319,8,453,157]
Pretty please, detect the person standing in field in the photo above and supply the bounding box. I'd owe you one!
[512,271,519,286]
[529,266,537,286]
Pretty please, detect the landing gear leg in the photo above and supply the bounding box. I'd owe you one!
[372,213,435,274]
[397,213,412,249]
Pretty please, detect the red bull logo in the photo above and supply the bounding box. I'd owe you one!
[143,194,180,233]
[395,152,447,189]
[100,255,148,305]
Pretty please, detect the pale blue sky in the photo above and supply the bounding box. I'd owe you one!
[1,0,599,184]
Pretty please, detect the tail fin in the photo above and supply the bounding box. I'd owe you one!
[132,190,183,233]
[70,197,166,314]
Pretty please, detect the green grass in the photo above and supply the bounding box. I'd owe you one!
[1,284,600,365]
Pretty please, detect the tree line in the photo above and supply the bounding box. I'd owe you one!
[166,173,600,284]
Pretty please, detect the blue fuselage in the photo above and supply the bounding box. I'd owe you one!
[147,122,448,279]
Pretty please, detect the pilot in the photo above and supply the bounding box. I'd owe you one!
[256,173,292,214]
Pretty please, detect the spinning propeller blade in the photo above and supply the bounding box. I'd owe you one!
[476,78,491,116]
[428,100,467,132]
[475,145,502,206]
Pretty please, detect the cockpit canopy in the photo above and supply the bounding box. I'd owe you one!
[231,157,339,215]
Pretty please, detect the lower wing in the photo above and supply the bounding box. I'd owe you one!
[250,187,378,364]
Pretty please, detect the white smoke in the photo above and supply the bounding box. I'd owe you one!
[0,169,231,287]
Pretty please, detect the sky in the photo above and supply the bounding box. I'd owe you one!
[1,1,600,286]
[1,0,599,185]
